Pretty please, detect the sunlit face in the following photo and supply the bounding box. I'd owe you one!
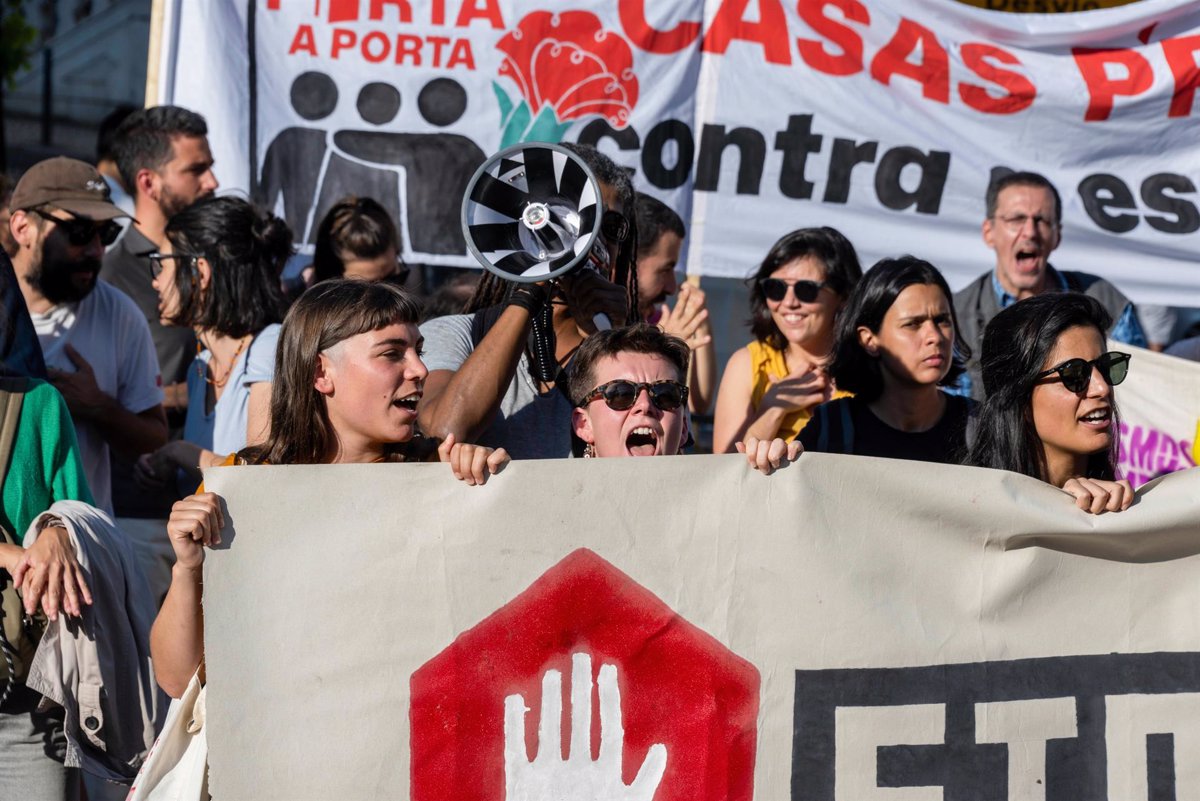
[765,256,841,351]
[25,208,104,304]
[154,135,218,217]
[572,351,687,458]
[318,322,428,452]
[860,283,954,388]
[983,184,1061,300]
[342,245,402,283]
[1031,325,1113,478]
[151,238,188,325]
[636,231,682,318]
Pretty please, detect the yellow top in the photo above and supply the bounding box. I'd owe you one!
[747,340,851,441]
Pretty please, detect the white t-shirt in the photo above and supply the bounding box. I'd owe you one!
[31,281,164,512]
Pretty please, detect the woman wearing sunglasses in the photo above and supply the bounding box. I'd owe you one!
[570,324,801,473]
[968,293,1133,514]
[712,227,863,453]
[135,196,291,489]
[798,256,974,464]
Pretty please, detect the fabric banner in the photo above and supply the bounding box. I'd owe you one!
[156,0,1200,303]
[203,455,1200,799]
[1113,343,1200,486]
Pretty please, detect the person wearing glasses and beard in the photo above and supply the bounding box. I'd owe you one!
[712,227,863,454]
[570,323,801,473]
[968,293,1134,515]
[8,157,167,514]
[418,144,637,460]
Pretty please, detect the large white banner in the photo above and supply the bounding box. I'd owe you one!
[158,0,1200,303]
[203,456,1200,800]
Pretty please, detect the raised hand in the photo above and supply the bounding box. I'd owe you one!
[658,283,712,351]
[504,652,667,801]
[760,364,830,414]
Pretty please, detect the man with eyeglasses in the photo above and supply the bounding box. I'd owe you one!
[952,171,1146,401]
[8,157,167,513]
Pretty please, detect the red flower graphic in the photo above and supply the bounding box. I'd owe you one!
[496,10,639,129]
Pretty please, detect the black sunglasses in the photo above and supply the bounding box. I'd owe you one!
[32,208,122,247]
[1035,351,1131,394]
[759,277,826,303]
[147,251,201,279]
[600,210,629,244]
[580,379,688,412]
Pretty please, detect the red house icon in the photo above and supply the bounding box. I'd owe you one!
[410,548,760,801]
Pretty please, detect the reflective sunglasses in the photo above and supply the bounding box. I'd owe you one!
[758,277,826,303]
[1035,351,1131,394]
[31,208,122,247]
[147,251,201,279]
[580,379,689,412]
[600,210,629,244]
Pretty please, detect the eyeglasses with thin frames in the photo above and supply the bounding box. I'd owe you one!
[147,251,201,280]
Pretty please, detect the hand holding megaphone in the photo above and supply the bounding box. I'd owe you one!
[461,142,625,332]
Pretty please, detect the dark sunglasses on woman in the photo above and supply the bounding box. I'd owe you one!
[580,379,689,412]
[1035,351,1131,394]
[758,277,826,303]
[32,208,122,247]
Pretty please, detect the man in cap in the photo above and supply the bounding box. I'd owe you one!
[8,157,167,513]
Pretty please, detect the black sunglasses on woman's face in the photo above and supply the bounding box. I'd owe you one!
[758,277,826,303]
[1035,351,1131,394]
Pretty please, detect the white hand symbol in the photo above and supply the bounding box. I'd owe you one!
[504,652,668,801]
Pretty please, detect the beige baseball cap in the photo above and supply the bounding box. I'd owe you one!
[10,156,130,221]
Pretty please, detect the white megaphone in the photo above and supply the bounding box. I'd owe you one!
[461,142,613,330]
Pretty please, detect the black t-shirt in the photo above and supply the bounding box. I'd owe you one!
[798,393,974,465]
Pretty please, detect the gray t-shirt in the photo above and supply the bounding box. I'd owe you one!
[419,313,574,459]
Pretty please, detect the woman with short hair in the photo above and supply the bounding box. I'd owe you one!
[712,227,862,453]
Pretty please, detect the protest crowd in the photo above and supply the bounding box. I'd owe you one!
[0,96,1195,798]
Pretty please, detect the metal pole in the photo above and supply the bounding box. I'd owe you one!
[40,47,52,146]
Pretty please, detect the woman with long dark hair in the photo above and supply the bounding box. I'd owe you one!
[968,293,1133,514]
[137,196,290,487]
[712,227,862,453]
[151,280,507,700]
[799,256,973,464]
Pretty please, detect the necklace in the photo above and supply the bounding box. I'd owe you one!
[199,335,251,389]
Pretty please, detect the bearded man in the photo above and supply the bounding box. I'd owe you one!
[9,157,166,512]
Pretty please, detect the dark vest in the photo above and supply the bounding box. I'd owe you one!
[953,266,1134,401]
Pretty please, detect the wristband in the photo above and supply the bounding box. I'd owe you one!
[505,283,549,315]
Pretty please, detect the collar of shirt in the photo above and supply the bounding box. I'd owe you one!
[990,265,1067,309]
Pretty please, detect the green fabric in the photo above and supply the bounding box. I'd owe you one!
[1,379,94,538]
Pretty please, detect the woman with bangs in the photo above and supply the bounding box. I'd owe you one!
[968,293,1134,514]
[712,227,862,454]
[151,279,508,700]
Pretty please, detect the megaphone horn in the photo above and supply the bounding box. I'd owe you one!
[461,143,608,305]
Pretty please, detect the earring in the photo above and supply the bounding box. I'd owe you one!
[584,443,596,458]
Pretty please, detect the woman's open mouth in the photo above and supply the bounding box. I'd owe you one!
[625,426,659,456]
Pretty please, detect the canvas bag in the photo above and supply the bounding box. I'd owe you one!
[125,668,207,801]
[0,376,44,689]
